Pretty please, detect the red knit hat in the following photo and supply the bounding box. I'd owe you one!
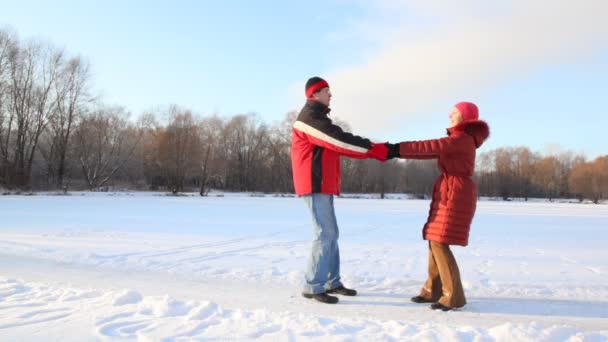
[305,77,329,98]
[455,101,479,121]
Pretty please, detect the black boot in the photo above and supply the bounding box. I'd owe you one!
[302,292,339,304]
[326,285,357,296]
[411,296,435,303]
[430,302,454,311]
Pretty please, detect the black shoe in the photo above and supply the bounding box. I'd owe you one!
[430,302,454,311]
[302,292,339,304]
[411,296,435,303]
[326,285,357,296]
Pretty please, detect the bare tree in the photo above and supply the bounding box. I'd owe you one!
[596,156,608,202]
[569,161,594,202]
[555,151,585,197]
[44,56,91,190]
[6,40,64,188]
[402,159,439,197]
[0,29,17,187]
[157,106,202,194]
[265,111,296,193]
[478,147,540,200]
[137,112,164,189]
[512,147,538,200]
[569,156,608,203]
[494,148,518,200]
[198,115,224,196]
[73,106,139,190]
[222,114,268,191]
[475,150,496,197]
[532,156,562,201]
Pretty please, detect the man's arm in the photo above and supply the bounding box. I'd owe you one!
[293,115,372,158]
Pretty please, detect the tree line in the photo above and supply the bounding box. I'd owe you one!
[1,28,606,202]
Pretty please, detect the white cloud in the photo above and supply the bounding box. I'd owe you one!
[315,0,608,134]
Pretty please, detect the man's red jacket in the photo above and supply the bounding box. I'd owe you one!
[291,100,373,195]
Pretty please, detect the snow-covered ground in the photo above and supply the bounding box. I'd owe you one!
[1,192,607,341]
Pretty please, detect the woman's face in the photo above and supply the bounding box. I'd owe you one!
[449,107,464,128]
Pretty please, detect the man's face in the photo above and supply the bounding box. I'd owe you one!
[313,87,331,106]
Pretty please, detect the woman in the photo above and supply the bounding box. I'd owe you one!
[391,102,489,311]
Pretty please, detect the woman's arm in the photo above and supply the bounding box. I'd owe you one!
[398,136,457,159]
[399,152,438,160]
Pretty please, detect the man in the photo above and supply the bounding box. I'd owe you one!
[291,76,389,304]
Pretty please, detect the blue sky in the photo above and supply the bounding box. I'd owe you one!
[2,1,607,158]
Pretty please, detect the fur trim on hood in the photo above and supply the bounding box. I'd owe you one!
[449,120,490,148]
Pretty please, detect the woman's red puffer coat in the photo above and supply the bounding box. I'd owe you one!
[398,120,490,246]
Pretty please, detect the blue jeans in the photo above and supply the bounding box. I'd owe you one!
[302,194,343,294]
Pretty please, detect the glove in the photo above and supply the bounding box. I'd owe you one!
[368,142,389,162]
[386,143,400,159]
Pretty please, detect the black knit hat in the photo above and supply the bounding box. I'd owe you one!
[305,77,329,98]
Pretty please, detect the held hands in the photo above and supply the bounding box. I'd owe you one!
[368,142,389,162]
[386,143,400,160]
[368,142,401,162]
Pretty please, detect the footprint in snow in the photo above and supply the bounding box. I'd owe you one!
[97,319,153,339]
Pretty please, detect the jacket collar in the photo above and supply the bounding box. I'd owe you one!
[306,99,331,114]
[446,121,468,136]
[447,120,490,148]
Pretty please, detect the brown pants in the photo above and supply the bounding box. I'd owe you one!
[419,241,466,308]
